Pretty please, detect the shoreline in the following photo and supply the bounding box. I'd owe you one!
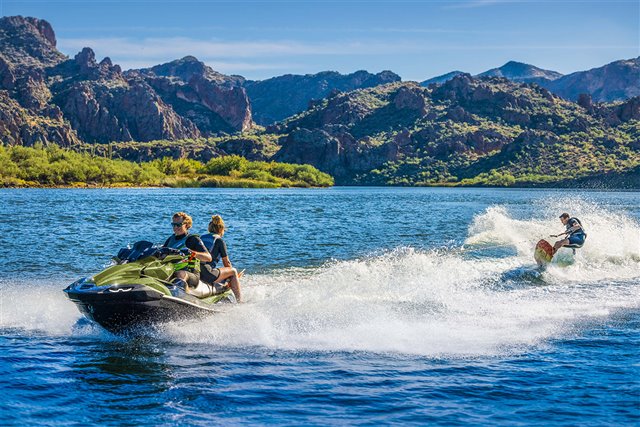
[2,183,638,190]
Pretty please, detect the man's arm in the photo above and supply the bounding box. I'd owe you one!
[187,236,212,263]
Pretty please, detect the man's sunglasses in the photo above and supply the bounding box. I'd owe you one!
[171,222,184,227]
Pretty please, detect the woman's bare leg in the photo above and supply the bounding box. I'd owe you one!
[217,267,242,302]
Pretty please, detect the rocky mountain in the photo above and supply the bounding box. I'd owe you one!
[0,16,253,147]
[421,58,639,103]
[544,57,640,102]
[132,56,252,134]
[269,74,639,186]
[49,47,202,144]
[137,55,245,87]
[243,70,401,125]
[421,61,562,87]
[0,16,80,146]
[477,61,563,83]
[0,16,65,69]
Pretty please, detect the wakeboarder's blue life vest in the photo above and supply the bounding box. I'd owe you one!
[567,217,586,237]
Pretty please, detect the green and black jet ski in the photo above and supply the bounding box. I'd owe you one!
[64,241,235,332]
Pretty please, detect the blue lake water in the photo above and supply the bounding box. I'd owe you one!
[1,187,639,425]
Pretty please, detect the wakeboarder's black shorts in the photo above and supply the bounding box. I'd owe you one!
[568,234,586,247]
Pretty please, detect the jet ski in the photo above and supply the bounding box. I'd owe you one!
[64,240,236,332]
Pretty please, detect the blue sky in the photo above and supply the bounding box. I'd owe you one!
[2,0,638,81]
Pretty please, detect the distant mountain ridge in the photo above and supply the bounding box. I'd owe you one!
[243,70,401,125]
[477,61,563,83]
[421,58,639,103]
[544,57,640,102]
[421,61,563,87]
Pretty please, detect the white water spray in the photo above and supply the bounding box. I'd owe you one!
[2,199,639,356]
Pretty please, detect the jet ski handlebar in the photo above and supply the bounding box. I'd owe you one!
[115,241,195,263]
[154,247,194,259]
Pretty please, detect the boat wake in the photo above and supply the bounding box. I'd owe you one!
[2,199,639,357]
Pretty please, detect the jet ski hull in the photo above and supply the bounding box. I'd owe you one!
[65,280,234,333]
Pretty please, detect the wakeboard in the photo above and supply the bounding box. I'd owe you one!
[534,239,555,268]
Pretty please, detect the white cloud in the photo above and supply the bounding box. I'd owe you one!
[58,37,426,59]
[58,36,636,59]
[56,36,637,76]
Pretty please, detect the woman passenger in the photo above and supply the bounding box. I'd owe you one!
[200,215,243,302]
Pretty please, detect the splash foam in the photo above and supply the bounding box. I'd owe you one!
[3,199,639,357]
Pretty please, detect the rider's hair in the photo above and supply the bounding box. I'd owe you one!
[208,215,225,234]
[173,212,193,229]
[559,213,570,219]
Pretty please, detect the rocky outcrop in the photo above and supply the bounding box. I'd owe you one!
[0,16,65,69]
[53,78,200,143]
[0,54,15,90]
[138,55,244,87]
[274,126,391,182]
[393,85,428,115]
[43,46,200,143]
[598,96,640,125]
[613,96,640,122]
[428,74,591,132]
[137,56,252,133]
[244,70,401,125]
[47,47,124,84]
[0,90,81,146]
[276,128,344,170]
[14,68,52,110]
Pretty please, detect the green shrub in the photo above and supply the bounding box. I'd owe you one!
[202,155,248,175]
[0,145,333,188]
